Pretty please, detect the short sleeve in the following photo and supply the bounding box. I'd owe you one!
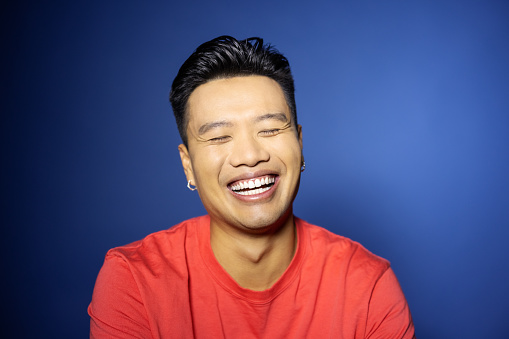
[365,267,415,339]
[88,254,152,338]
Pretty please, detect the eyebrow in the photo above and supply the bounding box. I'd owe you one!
[197,113,288,135]
[198,120,234,135]
[254,113,288,123]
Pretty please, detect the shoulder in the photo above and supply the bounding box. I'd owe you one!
[106,215,208,262]
[296,217,390,279]
[89,216,208,336]
[90,215,208,310]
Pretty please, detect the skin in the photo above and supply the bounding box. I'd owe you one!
[178,76,303,291]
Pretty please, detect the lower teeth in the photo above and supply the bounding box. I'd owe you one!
[234,185,271,196]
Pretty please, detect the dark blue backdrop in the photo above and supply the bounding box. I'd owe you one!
[3,1,508,338]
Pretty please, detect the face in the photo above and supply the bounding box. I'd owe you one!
[179,76,303,233]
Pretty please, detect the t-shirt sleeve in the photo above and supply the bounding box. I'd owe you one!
[365,267,416,339]
[88,254,152,338]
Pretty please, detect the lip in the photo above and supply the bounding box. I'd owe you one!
[227,170,280,202]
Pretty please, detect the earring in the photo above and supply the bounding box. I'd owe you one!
[301,160,306,172]
[187,180,197,191]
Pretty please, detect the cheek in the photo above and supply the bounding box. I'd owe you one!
[191,150,226,182]
[270,139,302,165]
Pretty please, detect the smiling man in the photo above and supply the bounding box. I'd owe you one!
[88,36,415,338]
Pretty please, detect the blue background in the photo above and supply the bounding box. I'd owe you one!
[3,1,508,338]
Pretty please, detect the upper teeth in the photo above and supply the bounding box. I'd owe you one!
[231,176,275,191]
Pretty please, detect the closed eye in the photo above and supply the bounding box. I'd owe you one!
[209,136,231,143]
[259,129,280,137]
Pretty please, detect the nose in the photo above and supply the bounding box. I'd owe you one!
[229,134,270,167]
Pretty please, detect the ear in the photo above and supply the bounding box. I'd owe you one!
[178,144,195,183]
[297,124,303,150]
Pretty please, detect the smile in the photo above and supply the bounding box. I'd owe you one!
[229,175,276,196]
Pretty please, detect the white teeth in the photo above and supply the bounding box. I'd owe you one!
[230,176,276,194]
[234,186,272,196]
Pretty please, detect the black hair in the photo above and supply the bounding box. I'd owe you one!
[169,35,297,146]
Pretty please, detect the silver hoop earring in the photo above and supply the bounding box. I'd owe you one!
[187,180,197,191]
[301,160,306,172]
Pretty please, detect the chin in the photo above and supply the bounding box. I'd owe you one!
[236,208,293,234]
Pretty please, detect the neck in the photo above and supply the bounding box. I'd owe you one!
[210,214,297,291]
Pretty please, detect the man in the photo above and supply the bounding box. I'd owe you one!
[88,36,415,338]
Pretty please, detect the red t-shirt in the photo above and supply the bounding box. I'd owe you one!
[88,216,415,338]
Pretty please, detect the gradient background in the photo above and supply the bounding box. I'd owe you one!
[3,1,508,338]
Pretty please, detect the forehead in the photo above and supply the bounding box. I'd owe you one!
[186,76,290,124]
